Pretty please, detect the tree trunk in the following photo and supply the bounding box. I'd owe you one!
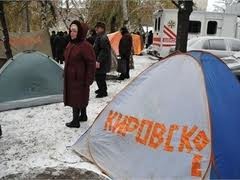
[122,0,129,27]
[110,15,116,33]
[175,0,193,52]
[40,1,48,29]
[0,2,13,59]
[26,2,30,32]
[22,2,30,32]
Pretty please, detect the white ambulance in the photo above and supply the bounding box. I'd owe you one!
[152,9,240,57]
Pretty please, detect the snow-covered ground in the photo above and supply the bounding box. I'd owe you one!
[0,55,156,178]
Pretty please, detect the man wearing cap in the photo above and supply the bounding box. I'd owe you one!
[94,22,111,98]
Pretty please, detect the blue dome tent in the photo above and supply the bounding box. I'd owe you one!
[73,51,240,179]
[189,51,240,178]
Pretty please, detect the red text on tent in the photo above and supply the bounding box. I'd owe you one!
[104,110,210,177]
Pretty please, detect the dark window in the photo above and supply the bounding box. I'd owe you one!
[188,21,201,33]
[202,40,210,49]
[209,39,226,50]
[155,18,157,31]
[207,21,217,35]
[158,17,161,31]
[230,40,240,51]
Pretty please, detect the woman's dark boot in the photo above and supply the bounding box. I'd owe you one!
[117,74,125,80]
[79,107,88,122]
[66,108,80,128]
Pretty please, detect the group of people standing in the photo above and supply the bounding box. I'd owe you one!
[63,20,133,128]
[50,31,69,64]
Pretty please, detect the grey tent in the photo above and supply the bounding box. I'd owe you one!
[0,51,63,112]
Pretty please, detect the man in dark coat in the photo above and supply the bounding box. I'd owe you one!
[87,29,97,46]
[54,31,67,64]
[94,22,111,98]
[63,31,70,47]
[118,26,133,80]
[50,31,56,59]
[64,20,96,128]
[146,30,153,48]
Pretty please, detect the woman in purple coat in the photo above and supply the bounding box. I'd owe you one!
[64,20,96,128]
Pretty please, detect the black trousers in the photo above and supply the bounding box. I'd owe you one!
[120,56,130,78]
[95,73,107,93]
[125,57,130,77]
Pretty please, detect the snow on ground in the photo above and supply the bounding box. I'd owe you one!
[0,55,157,178]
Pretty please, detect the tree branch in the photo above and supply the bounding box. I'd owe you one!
[172,0,180,9]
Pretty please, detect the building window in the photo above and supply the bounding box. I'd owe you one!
[155,18,157,31]
[188,21,201,33]
[158,17,161,31]
[207,21,217,35]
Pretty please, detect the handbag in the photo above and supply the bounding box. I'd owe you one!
[117,56,127,74]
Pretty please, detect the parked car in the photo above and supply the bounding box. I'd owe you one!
[187,36,240,58]
[222,52,240,78]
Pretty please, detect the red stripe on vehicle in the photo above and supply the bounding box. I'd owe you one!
[162,44,175,47]
[153,43,161,46]
[153,37,161,41]
[163,30,175,39]
[164,25,176,38]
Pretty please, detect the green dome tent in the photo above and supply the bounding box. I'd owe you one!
[0,51,63,112]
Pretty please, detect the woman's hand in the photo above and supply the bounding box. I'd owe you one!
[96,62,100,69]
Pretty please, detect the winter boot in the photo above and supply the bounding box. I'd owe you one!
[66,108,80,128]
[79,107,88,122]
[117,74,125,80]
[95,89,100,94]
[96,91,108,98]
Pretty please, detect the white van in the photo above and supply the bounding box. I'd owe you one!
[152,9,240,57]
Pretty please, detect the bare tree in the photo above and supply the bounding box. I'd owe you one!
[22,1,30,32]
[85,0,174,33]
[54,0,86,30]
[0,1,12,59]
[38,0,57,30]
[54,0,70,29]
[213,0,236,12]
[70,0,85,21]
[39,1,48,29]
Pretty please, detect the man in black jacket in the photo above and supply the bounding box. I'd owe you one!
[146,30,153,48]
[50,31,56,59]
[54,31,67,64]
[94,22,111,98]
[118,27,133,80]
